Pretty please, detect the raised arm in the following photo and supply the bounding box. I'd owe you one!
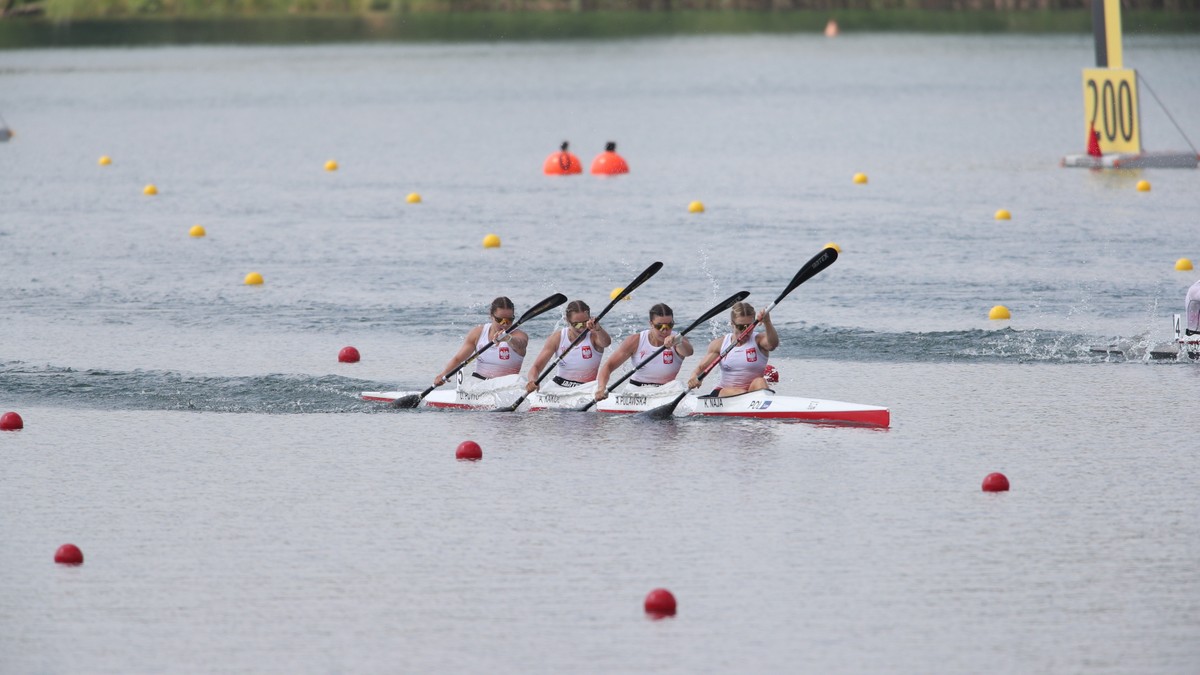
[587,318,612,351]
[524,330,562,394]
[686,337,724,389]
[594,333,638,400]
[755,309,779,352]
[435,325,483,386]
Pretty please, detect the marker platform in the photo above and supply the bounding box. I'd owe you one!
[1062,151,1198,169]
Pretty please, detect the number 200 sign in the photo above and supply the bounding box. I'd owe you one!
[1082,68,1141,154]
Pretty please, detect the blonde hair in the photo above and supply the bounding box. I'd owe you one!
[730,302,755,321]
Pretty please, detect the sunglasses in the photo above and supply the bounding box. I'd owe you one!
[570,321,588,330]
[493,316,514,326]
[653,322,674,331]
[733,322,753,332]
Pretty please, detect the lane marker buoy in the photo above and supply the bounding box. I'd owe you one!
[994,209,1011,220]
[644,588,677,617]
[244,272,263,285]
[982,472,1010,492]
[55,544,84,565]
[98,156,112,166]
[1136,180,1151,192]
[988,305,1011,320]
[456,440,482,461]
[544,141,582,175]
[325,160,338,172]
[688,201,705,213]
[189,224,206,238]
[0,411,23,431]
[143,184,158,196]
[406,193,422,204]
[1176,258,1194,271]
[338,346,360,363]
[483,234,501,249]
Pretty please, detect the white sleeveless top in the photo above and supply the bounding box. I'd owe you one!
[632,330,683,384]
[718,333,768,389]
[555,330,601,382]
[1187,280,1200,332]
[473,323,524,378]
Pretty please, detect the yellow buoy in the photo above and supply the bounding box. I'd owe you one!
[1176,258,1194,271]
[994,209,1011,221]
[688,201,705,213]
[406,193,422,204]
[98,156,112,166]
[189,224,206,238]
[988,305,1011,320]
[824,242,842,253]
[482,234,501,249]
[244,272,263,285]
[1136,180,1151,192]
[143,184,158,196]
[853,173,868,185]
[610,287,631,301]
[324,160,338,172]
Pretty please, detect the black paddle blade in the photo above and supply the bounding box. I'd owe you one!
[391,393,423,409]
[607,261,663,308]
[493,397,523,413]
[778,247,838,302]
[641,391,688,420]
[520,292,569,323]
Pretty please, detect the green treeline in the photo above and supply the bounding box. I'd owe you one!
[5,0,1199,21]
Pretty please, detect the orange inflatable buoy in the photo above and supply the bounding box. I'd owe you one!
[591,141,629,176]
[544,141,582,175]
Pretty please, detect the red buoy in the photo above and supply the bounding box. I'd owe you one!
[1087,122,1102,158]
[644,588,676,617]
[338,346,361,363]
[982,472,1010,492]
[543,141,582,175]
[0,411,23,431]
[763,364,779,384]
[591,141,629,175]
[54,544,84,565]
[456,440,482,461]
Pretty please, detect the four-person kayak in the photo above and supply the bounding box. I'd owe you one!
[361,376,890,427]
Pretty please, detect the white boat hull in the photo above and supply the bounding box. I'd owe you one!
[595,386,890,427]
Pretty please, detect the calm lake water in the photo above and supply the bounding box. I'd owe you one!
[2,34,1200,673]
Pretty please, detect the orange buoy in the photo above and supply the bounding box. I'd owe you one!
[644,588,676,617]
[55,544,84,565]
[824,19,839,38]
[456,440,482,461]
[1,411,23,431]
[544,141,582,175]
[338,346,360,363]
[982,472,1010,492]
[591,141,629,176]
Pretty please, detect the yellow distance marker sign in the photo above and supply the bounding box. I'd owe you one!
[1082,68,1141,155]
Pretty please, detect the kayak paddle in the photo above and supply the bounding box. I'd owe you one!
[578,289,750,412]
[641,246,839,420]
[392,292,568,409]
[495,262,663,413]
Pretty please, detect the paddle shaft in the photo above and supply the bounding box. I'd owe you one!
[578,290,750,412]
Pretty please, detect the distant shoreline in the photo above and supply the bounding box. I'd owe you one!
[2,10,1198,49]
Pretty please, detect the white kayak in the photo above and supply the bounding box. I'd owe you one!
[362,373,527,410]
[363,376,890,427]
[594,382,890,427]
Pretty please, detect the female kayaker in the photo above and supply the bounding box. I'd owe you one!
[593,303,694,401]
[433,296,528,386]
[687,301,778,397]
[522,299,612,394]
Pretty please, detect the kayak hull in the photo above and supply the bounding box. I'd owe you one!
[596,387,890,427]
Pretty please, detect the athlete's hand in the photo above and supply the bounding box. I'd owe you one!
[594,388,608,402]
[525,381,539,394]
[434,375,447,387]
[687,376,701,389]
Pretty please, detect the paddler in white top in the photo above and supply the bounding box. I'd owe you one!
[687,301,779,396]
[593,303,694,401]
[523,300,612,393]
[1187,279,1200,336]
[433,296,529,386]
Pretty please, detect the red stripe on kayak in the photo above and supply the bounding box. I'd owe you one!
[691,409,890,427]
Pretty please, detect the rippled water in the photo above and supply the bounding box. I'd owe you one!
[2,35,1200,673]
